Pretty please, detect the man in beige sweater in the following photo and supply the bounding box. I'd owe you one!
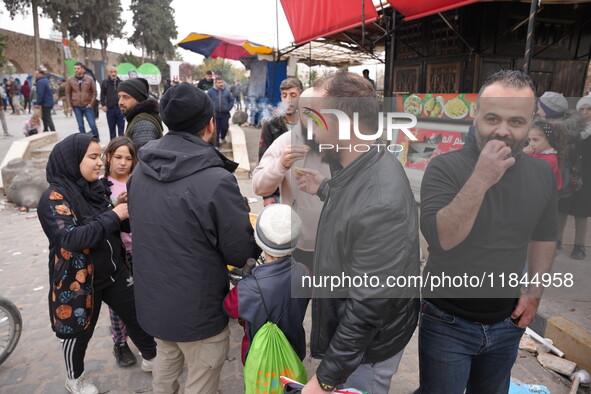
[252,89,331,270]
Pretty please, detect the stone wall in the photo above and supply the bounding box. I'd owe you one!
[1,28,122,77]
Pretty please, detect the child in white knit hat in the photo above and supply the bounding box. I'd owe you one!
[223,204,311,365]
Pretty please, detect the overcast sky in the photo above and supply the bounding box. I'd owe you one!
[0,0,295,66]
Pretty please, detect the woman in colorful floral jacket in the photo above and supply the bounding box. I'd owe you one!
[37,133,156,394]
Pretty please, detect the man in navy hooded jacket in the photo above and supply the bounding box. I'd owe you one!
[35,70,55,131]
[128,82,259,394]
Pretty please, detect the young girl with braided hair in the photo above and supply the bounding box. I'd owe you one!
[523,118,567,190]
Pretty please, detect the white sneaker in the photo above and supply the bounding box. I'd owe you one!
[141,358,154,372]
[65,372,99,394]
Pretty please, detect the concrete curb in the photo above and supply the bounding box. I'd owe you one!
[0,132,57,193]
[534,315,591,373]
[229,124,250,180]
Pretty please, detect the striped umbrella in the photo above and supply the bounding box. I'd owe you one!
[177,33,273,60]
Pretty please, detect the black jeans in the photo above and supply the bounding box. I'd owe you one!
[41,106,55,131]
[23,97,31,113]
[61,268,156,379]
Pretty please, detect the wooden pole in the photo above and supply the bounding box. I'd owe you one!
[32,0,41,70]
[384,8,396,107]
[523,0,539,74]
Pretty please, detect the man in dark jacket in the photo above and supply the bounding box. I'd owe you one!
[101,66,125,140]
[207,77,235,148]
[127,82,260,394]
[117,78,163,149]
[35,70,55,131]
[197,70,214,91]
[296,71,420,393]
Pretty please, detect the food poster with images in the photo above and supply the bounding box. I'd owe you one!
[399,93,478,120]
[395,128,465,170]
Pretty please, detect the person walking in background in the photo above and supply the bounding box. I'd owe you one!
[21,80,31,114]
[9,77,23,115]
[30,81,37,108]
[36,70,56,132]
[37,133,156,394]
[207,76,234,148]
[99,137,140,368]
[1,82,8,111]
[58,79,72,117]
[0,85,12,137]
[101,66,125,140]
[67,62,99,139]
[230,81,242,111]
[127,83,259,394]
[6,78,14,113]
[117,78,163,149]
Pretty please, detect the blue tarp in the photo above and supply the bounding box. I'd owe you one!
[266,60,287,107]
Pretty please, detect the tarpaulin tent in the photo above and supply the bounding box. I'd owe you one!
[387,0,480,21]
[280,0,379,45]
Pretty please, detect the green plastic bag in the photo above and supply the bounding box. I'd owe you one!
[244,321,307,394]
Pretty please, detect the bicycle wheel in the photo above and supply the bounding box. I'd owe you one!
[0,297,22,365]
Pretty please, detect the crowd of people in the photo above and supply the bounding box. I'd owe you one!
[25,64,591,394]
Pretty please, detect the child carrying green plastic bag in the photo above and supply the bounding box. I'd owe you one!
[223,204,311,393]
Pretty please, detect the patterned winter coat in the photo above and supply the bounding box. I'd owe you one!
[38,189,127,339]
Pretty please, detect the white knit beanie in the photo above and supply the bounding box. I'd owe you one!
[576,95,591,111]
[254,204,302,258]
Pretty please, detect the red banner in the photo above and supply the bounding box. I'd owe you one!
[396,128,465,170]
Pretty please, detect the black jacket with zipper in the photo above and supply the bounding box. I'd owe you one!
[128,131,260,342]
[310,143,420,387]
[38,188,127,339]
[100,77,122,109]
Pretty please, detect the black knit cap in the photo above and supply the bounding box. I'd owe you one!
[160,82,214,133]
[117,78,149,102]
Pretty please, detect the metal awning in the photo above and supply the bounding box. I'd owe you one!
[281,39,385,68]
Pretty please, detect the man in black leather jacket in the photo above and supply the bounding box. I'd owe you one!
[296,71,420,394]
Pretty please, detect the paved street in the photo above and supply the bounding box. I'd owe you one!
[0,112,588,393]
[0,109,166,162]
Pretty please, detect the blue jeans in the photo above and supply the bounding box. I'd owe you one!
[73,106,99,138]
[106,107,125,139]
[417,300,524,394]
